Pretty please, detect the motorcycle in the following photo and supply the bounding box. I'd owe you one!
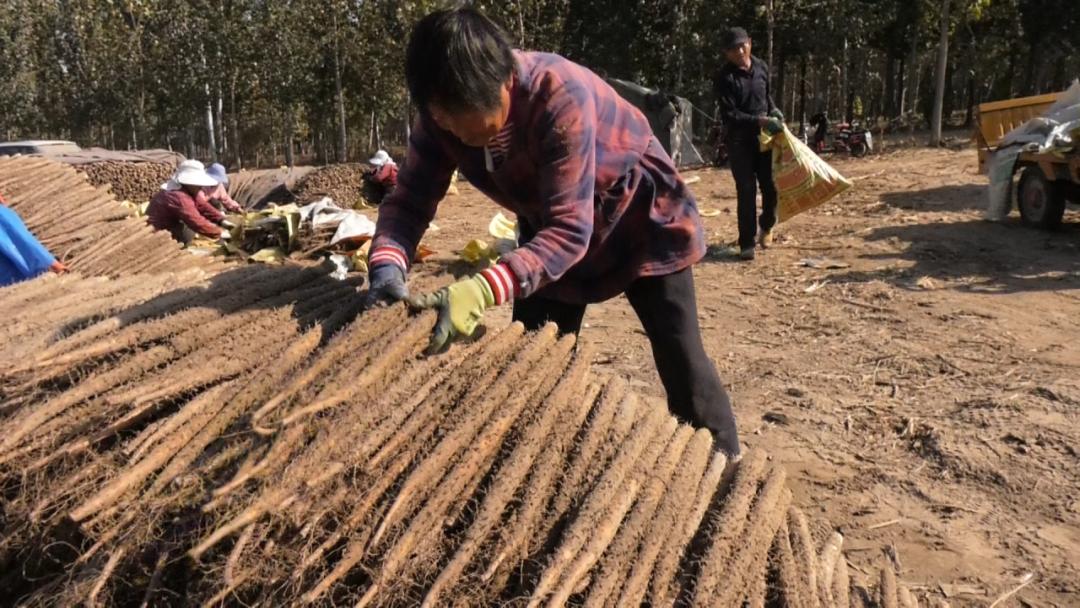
[835,121,873,157]
[810,112,873,158]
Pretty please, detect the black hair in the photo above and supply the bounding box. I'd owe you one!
[406,8,515,113]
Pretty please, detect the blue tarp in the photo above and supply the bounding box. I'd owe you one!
[0,205,56,287]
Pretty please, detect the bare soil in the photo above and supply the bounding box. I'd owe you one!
[2,144,1076,606]
[417,143,1080,607]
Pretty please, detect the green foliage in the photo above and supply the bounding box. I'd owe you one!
[1,0,1076,163]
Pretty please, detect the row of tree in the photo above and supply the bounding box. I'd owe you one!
[1,0,1077,167]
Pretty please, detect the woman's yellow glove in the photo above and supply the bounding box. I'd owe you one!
[408,263,517,354]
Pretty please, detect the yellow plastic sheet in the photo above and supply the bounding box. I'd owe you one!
[248,247,287,264]
[415,243,437,262]
[120,200,149,218]
[458,239,499,264]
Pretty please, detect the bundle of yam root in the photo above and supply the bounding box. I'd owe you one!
[0,156,931,607]
[1,271,926,607]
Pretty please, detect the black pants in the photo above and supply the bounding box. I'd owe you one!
[728,139,778,250]
[363,177,392,205]
[170,225,196,246]
[512,267,740,456]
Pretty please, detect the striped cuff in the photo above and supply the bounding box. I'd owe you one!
[369,246,409,270]
[479,263,518,306]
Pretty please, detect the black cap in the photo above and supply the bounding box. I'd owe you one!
[722,27,750,50]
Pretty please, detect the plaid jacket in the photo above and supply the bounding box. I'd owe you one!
[372,50,705,304]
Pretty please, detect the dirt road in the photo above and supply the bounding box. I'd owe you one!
[419,146,1080,606]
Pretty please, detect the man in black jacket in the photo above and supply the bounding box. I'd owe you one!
[713,27,783,261]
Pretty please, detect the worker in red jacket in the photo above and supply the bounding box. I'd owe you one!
[147,160,234,245]
[363,150,399,205]
[366,8,740,457]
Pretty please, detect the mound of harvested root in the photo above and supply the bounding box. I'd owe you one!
[0,156,223,278]
[292,163,368,207]
[79,161,175,203]
[0,263,922,607]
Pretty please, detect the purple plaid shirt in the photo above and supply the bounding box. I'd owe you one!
[373,50,705,304]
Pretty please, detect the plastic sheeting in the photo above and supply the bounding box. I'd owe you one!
[297,197,375,245]
[0,206,56,286]
[985,80,1080,220]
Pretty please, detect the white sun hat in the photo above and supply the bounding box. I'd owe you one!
[368,150,392,167]
[162,160,219,190]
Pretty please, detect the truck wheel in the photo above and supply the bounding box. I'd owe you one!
[1017,166,1066,229]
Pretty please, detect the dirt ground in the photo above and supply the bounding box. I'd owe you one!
[416,142,1080,607]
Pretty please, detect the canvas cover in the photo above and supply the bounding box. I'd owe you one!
[606,78,705,168]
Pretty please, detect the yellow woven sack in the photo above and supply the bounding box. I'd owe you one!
[761,127,853,222]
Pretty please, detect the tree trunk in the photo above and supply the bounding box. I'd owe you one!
[823,66,832,118]
[1049,59,1066,94]
[204,87,217,161]
[200,45,217,161]
[766,0,775,78]
[333,8,348,163]
[517,0,526,46]
[942,57,956,123]
[1022,47,1040,96]
[963,72,976,127]
[812,56,826,116]
[672,0,686,90]
[912,60,924,124]
[216,85,226,162]
[230,72,242,169]
[368,111,376,152]
[186,127,196,160]
[798,54,808,136]
[136,71,146,149]
[1000,52,1017,99]
[930,0,951,146]
[789,65,798,120]
[284,108,295,167]
[840,37,849,122]
[884,55,896,117]
[776,54,787,118]
[904,33,918,115]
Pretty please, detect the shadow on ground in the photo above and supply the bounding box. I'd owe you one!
[879,184,988,213]
[832,217,1080,294]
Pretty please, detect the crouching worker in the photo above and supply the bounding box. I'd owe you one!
[205,163,245,213]
[363,150,398,205]
[365,8,740,456]
[0,193,67,286]
[147,160,234,245]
